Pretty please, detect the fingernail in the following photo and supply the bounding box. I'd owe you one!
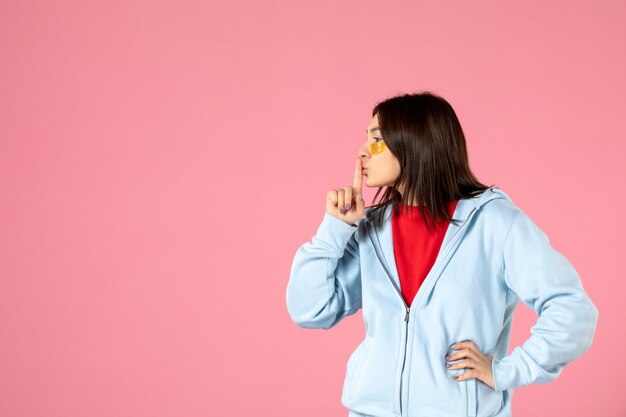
[345,203,351,210]
[340,208,345,214]
[445,363,452,368]
[358,194,363,200]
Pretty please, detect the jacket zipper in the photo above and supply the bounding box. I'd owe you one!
[366,205,479,417]
[367,229,411,416]
[400,305,409,416]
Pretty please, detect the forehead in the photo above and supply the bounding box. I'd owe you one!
[366,114,380,132]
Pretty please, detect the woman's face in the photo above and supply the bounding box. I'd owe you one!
[359,113,401,189]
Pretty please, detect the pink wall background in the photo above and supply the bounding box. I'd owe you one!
[1,1,624,416]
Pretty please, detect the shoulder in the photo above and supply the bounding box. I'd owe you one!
[472,188,524,233]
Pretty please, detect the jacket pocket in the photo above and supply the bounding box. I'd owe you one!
[347,343,397,410]
[466,377,477,417]
[346,342,367,399]
[475,378,504,416]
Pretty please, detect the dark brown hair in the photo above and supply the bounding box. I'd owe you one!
[367,91,495,232]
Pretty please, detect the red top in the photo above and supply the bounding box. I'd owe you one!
[391,199,459,307]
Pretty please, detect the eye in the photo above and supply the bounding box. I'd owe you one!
[373,137,383,143]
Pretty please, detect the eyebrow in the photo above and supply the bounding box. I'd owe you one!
[366,127,381,133]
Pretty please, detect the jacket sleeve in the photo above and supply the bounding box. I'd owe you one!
[491,210,599,392]
[286,211,363,330]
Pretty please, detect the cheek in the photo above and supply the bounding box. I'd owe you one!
[393,163,401,178]
[379,154,401,178]
[389,155,401,174]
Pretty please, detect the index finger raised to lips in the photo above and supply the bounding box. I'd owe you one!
[353,158,363,194]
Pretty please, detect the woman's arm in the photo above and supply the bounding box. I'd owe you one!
[286,211,363,330]
[492,210,599,391]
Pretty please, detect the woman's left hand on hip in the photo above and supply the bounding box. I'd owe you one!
[445,340,495,389]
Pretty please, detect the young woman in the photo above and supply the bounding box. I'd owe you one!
[286,92,599,417]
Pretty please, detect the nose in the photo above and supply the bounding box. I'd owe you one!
[358,141,370,159]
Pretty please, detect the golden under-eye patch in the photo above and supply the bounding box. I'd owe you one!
[369,140,387,155]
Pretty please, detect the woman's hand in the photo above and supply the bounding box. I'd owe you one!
[445,340,495,389]
[326,158,366,226]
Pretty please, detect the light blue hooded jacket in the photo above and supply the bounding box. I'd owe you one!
[286,187,598,417]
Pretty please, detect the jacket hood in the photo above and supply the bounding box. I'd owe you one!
[363,186,514,224]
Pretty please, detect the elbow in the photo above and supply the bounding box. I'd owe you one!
[578,297,599,354]
[286,287,329,330]
[285,287,304,327]
[285,275,308,328]
[588,300,599,344]
[289,315,334,330]
[286,309,309,329]
[286,289,336,330]
[591,300,599,327]
[286,306,334,330]
[285,297,310,328]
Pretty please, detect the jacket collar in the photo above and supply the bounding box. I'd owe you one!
[363,187,510,292]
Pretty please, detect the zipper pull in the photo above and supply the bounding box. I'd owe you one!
[404,307,410,322]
